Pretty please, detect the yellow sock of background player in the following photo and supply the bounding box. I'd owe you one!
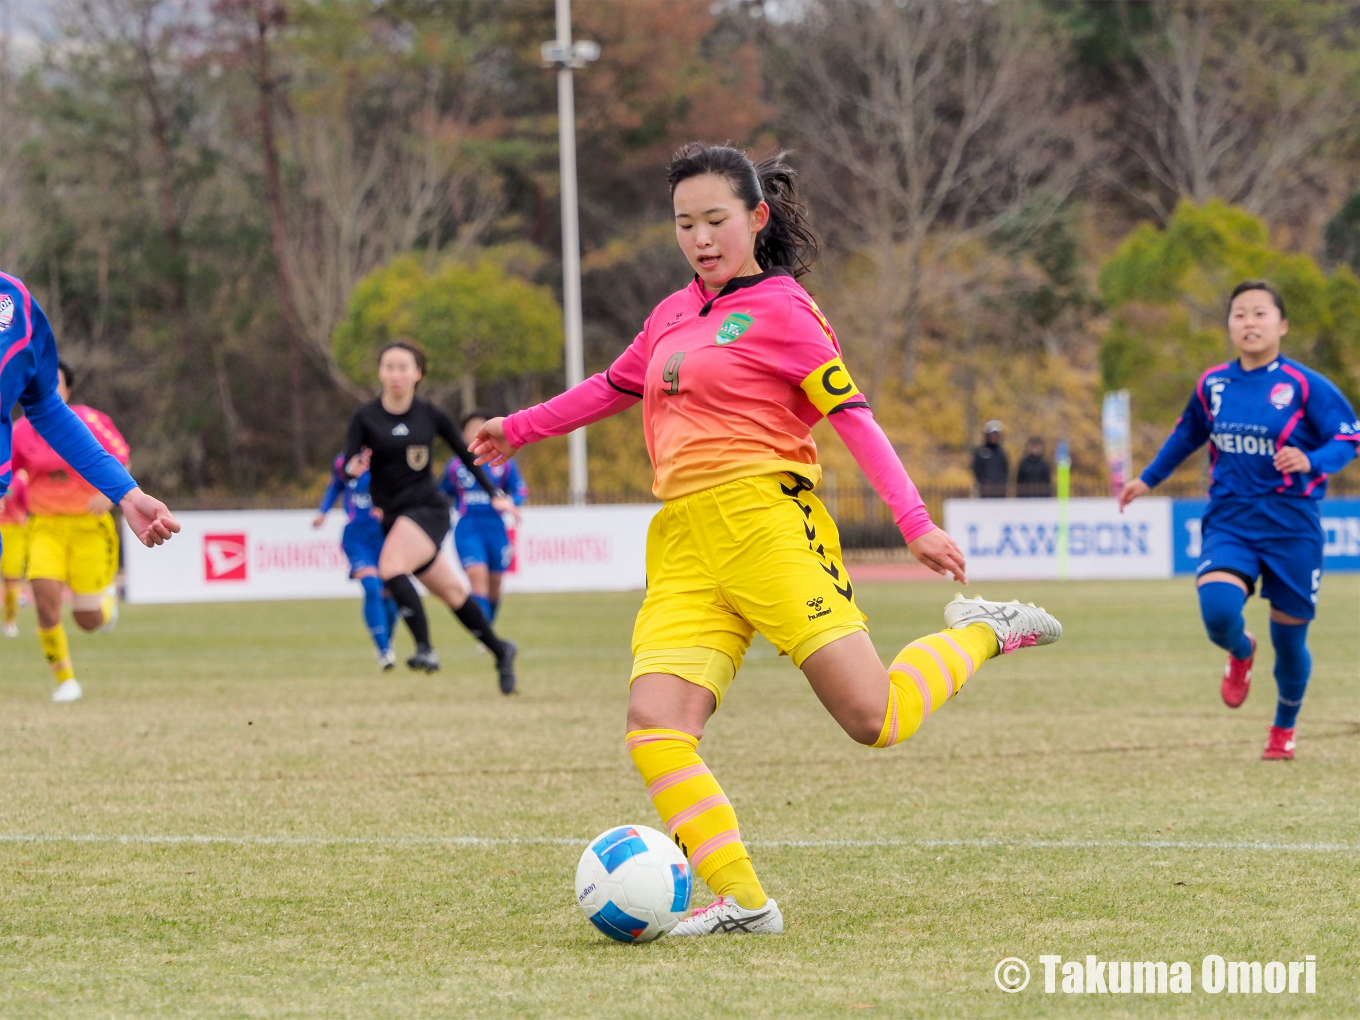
[3,584,17,624]
[627,729,767,910]
[874,623,999,747]
[38,623,75,683]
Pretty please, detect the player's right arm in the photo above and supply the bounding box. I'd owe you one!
[314,457,345,525]
[474,325,649,466]
[4,275,177,545]
[1120,380,1214,510]
[342,409,371,478]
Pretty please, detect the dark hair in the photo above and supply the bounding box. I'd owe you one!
[57,359,74,391]
[378,340,427,378]
[667,144,821,278]
[1228,280,1286,319]
[460,410,490,430]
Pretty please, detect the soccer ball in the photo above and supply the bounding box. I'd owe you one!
[575,825,693,943]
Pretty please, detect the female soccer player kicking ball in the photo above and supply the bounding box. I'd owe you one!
[472,145,1062,936]
[0,271,177,701]
[1121,281,1358,760]
[343,341,519,693]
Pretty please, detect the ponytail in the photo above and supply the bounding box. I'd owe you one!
[667,143,821,278]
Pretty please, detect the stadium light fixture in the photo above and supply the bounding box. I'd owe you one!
[543,0,599,506]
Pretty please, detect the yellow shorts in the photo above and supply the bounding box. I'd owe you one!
[0,522,28,579]
[26,513,119,594]
[631,473,867,708]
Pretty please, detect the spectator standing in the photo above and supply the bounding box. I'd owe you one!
[1016,437,1054,497]
[971,421,1009,498]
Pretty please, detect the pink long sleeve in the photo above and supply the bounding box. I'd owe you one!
[828,406,935,544]
[502,373,639,447]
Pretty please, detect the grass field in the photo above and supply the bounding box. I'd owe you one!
[1,577,1357,1019]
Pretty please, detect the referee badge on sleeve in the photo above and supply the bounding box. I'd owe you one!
[406,445,430,470]
[800,358,865,416]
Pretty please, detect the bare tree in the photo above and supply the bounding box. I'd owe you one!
[279,68,500,401]
[1113,0,1357,223]
[780,0,1094,387]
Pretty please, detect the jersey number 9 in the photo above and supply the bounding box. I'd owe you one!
[662,351,686,396]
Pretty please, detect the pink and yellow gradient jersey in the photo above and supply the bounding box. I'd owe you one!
[12,405,130,517]
[595,269,867,500]
[0,469,27,525]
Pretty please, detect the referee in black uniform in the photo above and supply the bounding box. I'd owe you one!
[344,340,518,694]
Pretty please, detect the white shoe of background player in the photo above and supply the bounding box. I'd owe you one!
[51,678,83,703]
[669,896,784,936]
[2,620,17,638]
[943,593,1062,653]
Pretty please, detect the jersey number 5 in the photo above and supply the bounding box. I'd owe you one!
[662,351,686,396]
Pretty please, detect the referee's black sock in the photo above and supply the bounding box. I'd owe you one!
[453,597,506,658]
[385,574,431,648]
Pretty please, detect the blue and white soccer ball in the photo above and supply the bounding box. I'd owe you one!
[575,825,693,943]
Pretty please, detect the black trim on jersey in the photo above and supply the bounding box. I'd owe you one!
[605,370,643,399]
[826,400,871,415]
[696,267,795,317]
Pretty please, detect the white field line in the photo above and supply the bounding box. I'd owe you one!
[0,834,1354,852]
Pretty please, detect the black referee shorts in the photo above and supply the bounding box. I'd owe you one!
[385,501,451,549]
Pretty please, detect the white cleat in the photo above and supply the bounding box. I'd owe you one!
[51,678,83,703]
[378,648,397,671]
[669,896,784,937]
[943,593,1062,654]
[2,620,17,638]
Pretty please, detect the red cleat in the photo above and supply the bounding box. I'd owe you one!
[1220,632,1255,708]
[1262,726,1296,761]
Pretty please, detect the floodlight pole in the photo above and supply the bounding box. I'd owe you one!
[542,0,597,506]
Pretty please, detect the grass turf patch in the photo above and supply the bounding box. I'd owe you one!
[1,578,1356,1018]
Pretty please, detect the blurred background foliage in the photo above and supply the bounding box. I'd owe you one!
[1,0,1357,502]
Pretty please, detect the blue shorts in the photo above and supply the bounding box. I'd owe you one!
[1196,497,1324,620]
[455,514,513,572]
[341,521,385,578]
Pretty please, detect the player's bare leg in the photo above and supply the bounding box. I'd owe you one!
[32,578,81,702]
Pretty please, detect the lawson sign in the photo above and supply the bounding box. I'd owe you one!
[944,497,1172,580]
[945,497,1360,580]
[1172,498,1360,575]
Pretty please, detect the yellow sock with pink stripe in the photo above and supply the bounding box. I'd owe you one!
[874,623,999,748]
[626,728,767,910]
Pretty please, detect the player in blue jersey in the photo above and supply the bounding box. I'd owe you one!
[1120,281,1359,760]
[0,271,178,700]
[441,412,527,624]
[313,454,404,670]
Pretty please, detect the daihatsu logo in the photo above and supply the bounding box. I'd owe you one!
[203,533,248,581]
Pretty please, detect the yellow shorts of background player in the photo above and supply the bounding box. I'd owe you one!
[630,472,866,708]
[25,513,119,595]
[0,523,28,579]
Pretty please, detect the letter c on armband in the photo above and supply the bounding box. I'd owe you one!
[800,357,864,416]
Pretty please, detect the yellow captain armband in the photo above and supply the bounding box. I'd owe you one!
[800,357,866,416]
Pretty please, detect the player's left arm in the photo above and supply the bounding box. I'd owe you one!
[434,404,503,502]
[1284,373,1360,476]
[506,461,529,506]
[780,295,964,581]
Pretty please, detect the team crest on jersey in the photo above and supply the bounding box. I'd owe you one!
[0,294,13,332]
[1269,382,1295,409]
[406,445,429,470]
[715,312,754,345]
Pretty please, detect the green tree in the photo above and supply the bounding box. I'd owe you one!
[1099,200,1360,429]
[334,251,562,410]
